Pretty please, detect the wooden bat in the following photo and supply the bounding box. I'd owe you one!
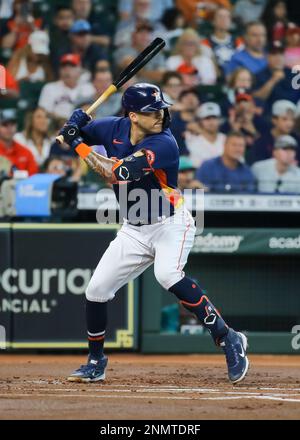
[56,37,166,144]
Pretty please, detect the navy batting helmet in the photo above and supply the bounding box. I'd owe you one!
[122,83,171,113]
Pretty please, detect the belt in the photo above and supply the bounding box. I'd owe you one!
[125,213,175,227]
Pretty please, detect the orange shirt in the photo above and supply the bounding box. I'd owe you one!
[5,69,19,92]
[0,139,38,176]
[176,0,232,24]
[7,18,43,49]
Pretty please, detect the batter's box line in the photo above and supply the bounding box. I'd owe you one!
[0,393,300,403]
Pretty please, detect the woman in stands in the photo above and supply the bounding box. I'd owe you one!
[166,28,217,85]
[14,107,53,166]
[7,30,53,83]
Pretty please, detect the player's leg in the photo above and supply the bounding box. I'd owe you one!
[153,208,249,384]
[68,227,154,382]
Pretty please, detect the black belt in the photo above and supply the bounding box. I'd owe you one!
[126,213,175,227]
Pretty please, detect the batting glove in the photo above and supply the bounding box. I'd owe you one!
[59,123,82,148]
[68,109,91,128]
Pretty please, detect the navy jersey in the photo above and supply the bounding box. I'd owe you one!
[81,116,183,223]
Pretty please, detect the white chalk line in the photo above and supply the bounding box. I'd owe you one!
[3,388,300,399]
[10,382,300,392]
[0,393,299,403]
[2,385,300,398]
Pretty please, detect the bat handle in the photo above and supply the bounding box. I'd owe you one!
[86,84,117,115]
[55,84,118,144]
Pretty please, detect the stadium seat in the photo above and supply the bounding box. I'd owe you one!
[196,84,226,103]
[19,80,46,110]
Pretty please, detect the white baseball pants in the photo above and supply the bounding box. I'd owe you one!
[86,207,196,302]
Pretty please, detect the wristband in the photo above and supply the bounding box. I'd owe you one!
[75,143,92,159]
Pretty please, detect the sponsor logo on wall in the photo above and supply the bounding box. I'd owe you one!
[269,236,300,249]
[193,233,244,253]
[0,268,92,314]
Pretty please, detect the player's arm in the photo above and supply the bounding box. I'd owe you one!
[75,143,154,183]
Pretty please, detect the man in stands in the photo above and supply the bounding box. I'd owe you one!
[0,109,38,176]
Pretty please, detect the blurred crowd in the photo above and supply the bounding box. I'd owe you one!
[0,0,300,194]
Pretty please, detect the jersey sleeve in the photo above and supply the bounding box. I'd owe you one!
[139,134,179,170]
[80,117,118,147]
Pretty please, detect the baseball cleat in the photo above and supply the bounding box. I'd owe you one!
[67,355,108,383]
[220,328,249,384]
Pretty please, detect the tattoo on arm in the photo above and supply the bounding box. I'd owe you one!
[84,151,117,182]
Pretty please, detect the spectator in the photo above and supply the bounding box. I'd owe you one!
[114,0,164,47]
[253,41,300,114]
[177,156,203,190]
[77,69,122,118]
[14,107,52,166]
[169,89,200,156]
[176,0,232,25]
[118,0,173,23]
[221,67,256,116]
[185,102,226,168]
[202,8,244,72]
[166,29,218,85]
[38,54,94,121]
[0,69,19,99]
[49,138,83,183]
[1,0,43,50]
[72,0,92,21]
[221,89,269,156]
[159,7,186,51]
[52,20,108,76]
[7,30,53,82]
[49,6,75,65]
[114,23,166,83]
[42,156,68,177]
[42,152,82,182]
[71,19,108,70]
[261,0,289,42]
[248,99,300,164]
[284,24,300,69]
[252,135,300,193]
[176,63,201,89]
[161,71,184,110]
[71,0,111,47]
[0,1,13,20]
[224,21,268,76]
[0,109,38,176]
[234,0,267,26]
[196,131,256,193]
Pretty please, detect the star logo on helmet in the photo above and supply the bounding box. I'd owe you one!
[152,90,160,102]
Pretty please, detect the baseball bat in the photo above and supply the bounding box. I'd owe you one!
[56,37,166,144]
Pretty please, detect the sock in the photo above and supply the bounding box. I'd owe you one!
[86,299,107,360]
[169,277,229,344]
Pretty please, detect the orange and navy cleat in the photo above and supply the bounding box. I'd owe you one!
[220,329,249,384]
[67,355,108,383]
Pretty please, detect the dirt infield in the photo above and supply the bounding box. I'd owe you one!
[0,353,299,420]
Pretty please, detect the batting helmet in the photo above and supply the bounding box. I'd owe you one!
[122,83,171,113]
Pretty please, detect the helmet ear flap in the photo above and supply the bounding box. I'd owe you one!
[163,108,171,129]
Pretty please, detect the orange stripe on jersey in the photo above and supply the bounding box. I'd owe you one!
[154,169,184,209]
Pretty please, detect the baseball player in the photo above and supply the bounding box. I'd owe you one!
[59,83,249,384]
